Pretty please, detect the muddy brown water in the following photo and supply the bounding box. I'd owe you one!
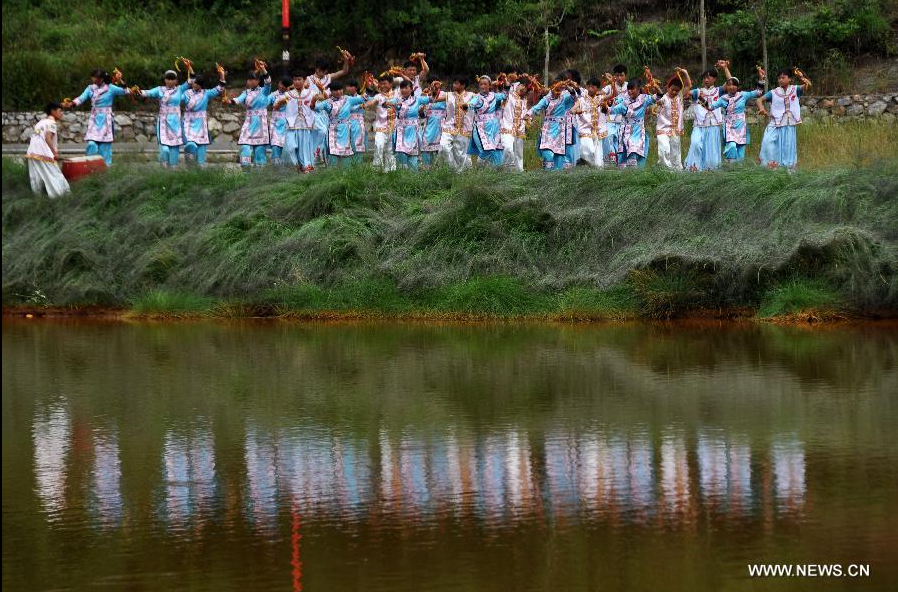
[3,319,896,591]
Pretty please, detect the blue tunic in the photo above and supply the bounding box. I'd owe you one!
[608,94,657,168]
[528,91,576,169]
[466,92,507,167]
[759,86,805,170]
[315,95,367,160]
[710,90,762,162]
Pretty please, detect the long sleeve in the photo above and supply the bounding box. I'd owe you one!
[609,101,628,116]
[141,86,162,100]
[315,100,331,113]
[72,86,92,107]
[527,94,549,116]
[110,85,131,98]
[261,78,272,97]
[233,90,247,105]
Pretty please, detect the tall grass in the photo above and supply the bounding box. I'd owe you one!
[2,157,896,318]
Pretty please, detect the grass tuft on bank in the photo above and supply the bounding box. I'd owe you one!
[2,159,897,320]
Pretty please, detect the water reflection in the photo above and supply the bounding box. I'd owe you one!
[32,402,70,520]
[160,423,217,532]
[4,320,895,591]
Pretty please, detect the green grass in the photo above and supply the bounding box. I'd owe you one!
[2,157,897,320]
[759,278,843,318]
[130,289,216,316]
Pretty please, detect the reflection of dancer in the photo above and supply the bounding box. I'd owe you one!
[660,432,690,515]
[33,403,71,518]
[91,429,123,527]
[772,438,806,513]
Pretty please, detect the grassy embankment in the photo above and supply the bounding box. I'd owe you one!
[2,157,896,321]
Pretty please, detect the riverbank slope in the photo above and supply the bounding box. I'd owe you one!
[2,159,896,320]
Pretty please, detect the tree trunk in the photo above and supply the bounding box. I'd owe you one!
[543,24,550,86]
[761,19,769,91]
[700,0,707,72]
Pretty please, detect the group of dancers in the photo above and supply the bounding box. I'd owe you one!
[26,49,813,196]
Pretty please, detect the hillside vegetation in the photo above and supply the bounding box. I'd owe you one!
[3,0,895,110]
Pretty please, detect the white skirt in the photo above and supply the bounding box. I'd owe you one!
[28,158,70,199]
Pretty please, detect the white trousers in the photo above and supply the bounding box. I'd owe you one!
[657,135,683,170]
[28,159,70,199]
[500,134,524,171]
[439,133,471,172]
[373,131,396,172]
[579,136,604,167]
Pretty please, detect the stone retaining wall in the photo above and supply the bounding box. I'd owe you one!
[3,93,896,144]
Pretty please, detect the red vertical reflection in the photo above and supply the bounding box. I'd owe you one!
[291,502,303,592]
[282,0,290,28]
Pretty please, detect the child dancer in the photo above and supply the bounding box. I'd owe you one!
[344,79,368,165]
[654,69,691,170]
[605,78,658,169]
[274,70,317,172]
[405,53,430,97]
[363,75,398,171]
[684,60,731,171]
[704,67,767,164]
[525,78,578,170]
[439,76,474,171]
[757,68,811,170]
[561,69,582,167]
[500,79,530,171]
[267,76,292,165]
[465,76,506,167]
[420,81,446,168]
[384,80,436,171]
[139,69,190,167]
[309,51,352,164]
[62,69,132,166]
[227,62,272,168]
[182,65,227,167]
[602,64,628,166]
[26,103,70,199]
[575,76,614,167]
[314,81,367,166]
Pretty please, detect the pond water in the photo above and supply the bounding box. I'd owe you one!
[2,319,896,591]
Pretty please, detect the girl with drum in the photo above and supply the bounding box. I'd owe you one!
[26,103,70,198]
[62,69,131,166]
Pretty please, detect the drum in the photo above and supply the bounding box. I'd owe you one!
[61,155,107,181]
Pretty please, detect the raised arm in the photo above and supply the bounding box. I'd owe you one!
[418,56,429,83]
[677,68,692,99]
[716,59,732,81]
[330,50,352,81]
[794,67,812,92]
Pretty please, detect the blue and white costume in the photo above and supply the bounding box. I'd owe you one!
[141,82,190,167]
[314,95,367,166]
[527,90,577,170]
[268,89,289,165]
[684,85,724,171]
[71,83,132,166]
[385,94,431,170]
[709,89,763,163]
[348,97,368,165]
[308,73,332,163]
[608,93,657,168]
[232,76,272,167]
[181,81,225,166]
[601,81,627,165]
[466,91,506,167]
[282,86,317,171]
[420,99,446,167]
[759,85,804,170]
